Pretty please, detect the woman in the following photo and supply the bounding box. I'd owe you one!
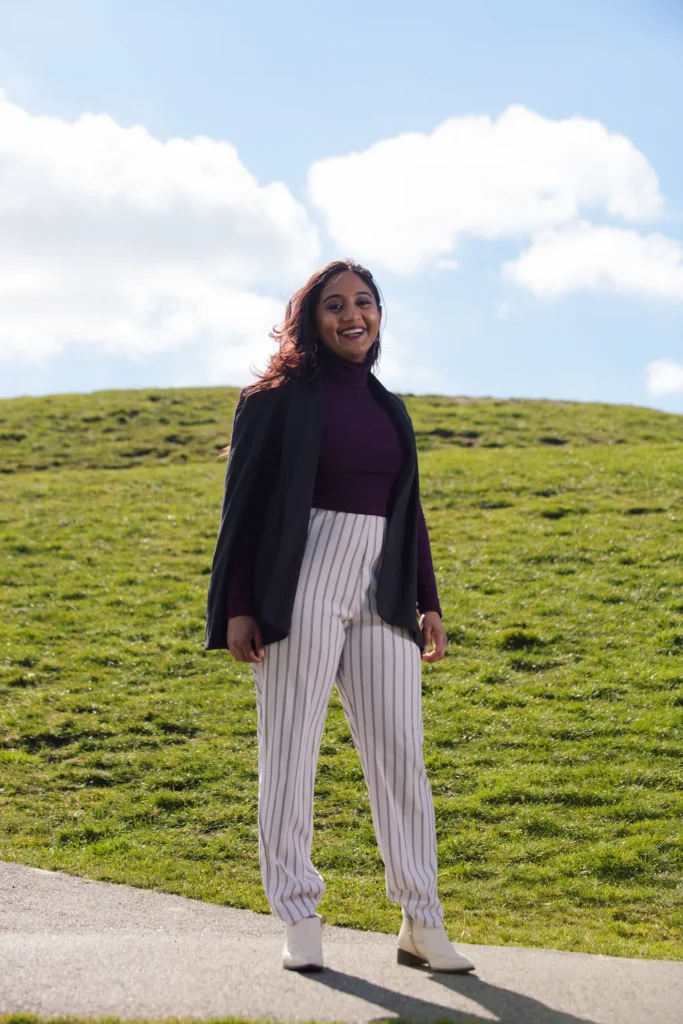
[205,259,474,975]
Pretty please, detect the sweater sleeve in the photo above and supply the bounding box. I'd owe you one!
[417,502,442,617]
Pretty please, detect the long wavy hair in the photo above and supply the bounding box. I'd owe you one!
[218,259,384,458]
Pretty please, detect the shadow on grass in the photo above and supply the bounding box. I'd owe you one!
[306,966,596,1023]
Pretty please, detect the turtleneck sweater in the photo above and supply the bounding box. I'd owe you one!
[225,341,442,619]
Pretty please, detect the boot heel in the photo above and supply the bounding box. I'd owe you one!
[397,947,426,967]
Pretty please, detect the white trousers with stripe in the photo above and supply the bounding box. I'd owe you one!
[252,506,444,926]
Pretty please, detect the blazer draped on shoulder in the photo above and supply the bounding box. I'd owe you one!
[205,370,426,653]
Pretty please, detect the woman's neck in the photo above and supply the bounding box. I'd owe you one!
[318,341,370,388]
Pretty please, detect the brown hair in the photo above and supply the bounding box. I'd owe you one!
[217,259,384,458]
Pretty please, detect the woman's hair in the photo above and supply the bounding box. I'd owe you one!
[217,258,383,458]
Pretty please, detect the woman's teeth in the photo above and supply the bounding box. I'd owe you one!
[339,329,364,338]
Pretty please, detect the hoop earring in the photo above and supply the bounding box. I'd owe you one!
[309,341,318,368]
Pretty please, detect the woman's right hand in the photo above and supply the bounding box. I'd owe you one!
[227,615,265,663]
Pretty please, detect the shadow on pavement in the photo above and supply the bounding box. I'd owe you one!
[432,972,598,1024]
[306,966,598,1024]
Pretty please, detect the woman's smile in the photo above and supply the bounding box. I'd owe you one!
[338,326,365,339]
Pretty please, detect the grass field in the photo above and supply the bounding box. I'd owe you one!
[1,386,681,960]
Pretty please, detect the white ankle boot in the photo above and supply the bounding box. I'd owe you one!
[397,917,475,973]
[282,913,324,971]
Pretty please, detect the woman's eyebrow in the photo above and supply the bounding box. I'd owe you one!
[323,290,373,301]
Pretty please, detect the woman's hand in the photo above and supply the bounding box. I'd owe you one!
[227,615,265,663]
[420,611,447,663]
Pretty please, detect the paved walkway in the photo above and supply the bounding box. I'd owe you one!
[1,860,681,1024]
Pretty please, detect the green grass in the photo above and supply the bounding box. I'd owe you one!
[1,387,681,961]
[2,385,682,473]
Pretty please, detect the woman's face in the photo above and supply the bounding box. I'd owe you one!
[314,271,381,363]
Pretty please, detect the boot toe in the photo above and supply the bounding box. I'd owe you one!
[397,919,475,974]
[430,950,475,973]
[282,956,324,972]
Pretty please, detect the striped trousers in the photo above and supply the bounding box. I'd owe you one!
[252,505,444,926]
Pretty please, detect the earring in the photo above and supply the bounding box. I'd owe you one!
[309,341,318,367]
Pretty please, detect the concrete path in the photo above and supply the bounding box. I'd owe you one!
[1,860,680,1024]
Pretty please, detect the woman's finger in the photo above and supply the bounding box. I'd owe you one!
[252,623,265,660]
[236,633,254,662]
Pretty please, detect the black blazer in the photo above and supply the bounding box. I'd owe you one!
[205,368,426,653]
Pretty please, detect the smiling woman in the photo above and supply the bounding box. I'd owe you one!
[214,259,443,627]
[205,258,471,975]
[218,258,386,397]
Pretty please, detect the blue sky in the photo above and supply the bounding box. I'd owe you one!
[0,0,682,411]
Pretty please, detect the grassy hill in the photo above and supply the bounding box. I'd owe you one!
[0,386,681,960]
[1,385,682,472]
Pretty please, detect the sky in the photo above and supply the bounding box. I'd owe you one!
[0,0,682,412]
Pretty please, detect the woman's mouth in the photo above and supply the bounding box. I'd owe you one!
[338,328,365,339]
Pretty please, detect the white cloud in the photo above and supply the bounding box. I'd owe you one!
[175,295,289,387]
[373,329,440,391]
[0,92,320,367]
[502,223,683,299]
[646,358,683,395]
[307,104,662,275]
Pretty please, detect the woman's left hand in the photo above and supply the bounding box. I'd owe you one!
[420,611,447,663]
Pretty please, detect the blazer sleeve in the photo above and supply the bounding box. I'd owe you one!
[205,386,280,649]
[225,520,257,618]
[393,393,442,618]
[417,502,442,617]
[224,406,281,618]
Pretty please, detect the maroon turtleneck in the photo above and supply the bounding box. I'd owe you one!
[226,342,442,619]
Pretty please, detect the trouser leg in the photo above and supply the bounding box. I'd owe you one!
[251,508,367,923]
[253,640,338,923]
[335,564,444,926]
